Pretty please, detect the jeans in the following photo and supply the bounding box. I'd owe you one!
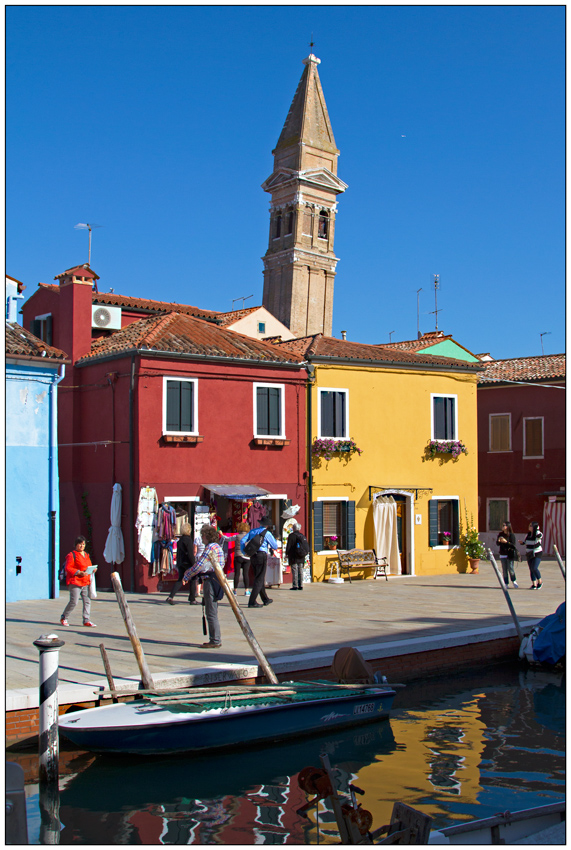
[203,577,221,644]
[500,557,516,585]
[233,556,250,591]
[249,552,270,605]
[62,585,91,621]
[291,562,304,588]
[527,554,542,583]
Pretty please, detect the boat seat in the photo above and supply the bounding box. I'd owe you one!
[372,802,433,844]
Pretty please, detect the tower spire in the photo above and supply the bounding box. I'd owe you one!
[261,54,347,338]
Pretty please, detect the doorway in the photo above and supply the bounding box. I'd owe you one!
[375,490,414,575]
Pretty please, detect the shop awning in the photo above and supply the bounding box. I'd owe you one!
[202,484,272,499]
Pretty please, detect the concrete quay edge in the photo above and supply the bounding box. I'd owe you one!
[6,618,540,713]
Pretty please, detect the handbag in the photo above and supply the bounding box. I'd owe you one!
[244,528,268,557]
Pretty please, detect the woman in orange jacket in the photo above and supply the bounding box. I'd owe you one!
[60,536,97,627]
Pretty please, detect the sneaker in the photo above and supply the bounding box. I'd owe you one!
[60,618,69,627]
[83,620,97,627]
[233,589,237,596]
[537,582,543,590]
[245,590,251,597]
[513,581,519,588]
[201,641,221,648]
[166,597,175,605]
[530,585,537,590]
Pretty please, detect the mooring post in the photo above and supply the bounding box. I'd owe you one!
[553,545,566,580]
[487,550,524,643]
[33,634,64,844]
[111,571,155,690]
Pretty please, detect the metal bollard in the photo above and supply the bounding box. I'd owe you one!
[33,634,65,785]
[6,762,28,844]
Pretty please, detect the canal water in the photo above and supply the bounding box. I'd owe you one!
[21,662,564,844]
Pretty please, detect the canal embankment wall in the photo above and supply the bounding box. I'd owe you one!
[6,565,564,747]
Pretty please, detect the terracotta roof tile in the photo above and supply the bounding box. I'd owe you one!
[478,354,566,384]
[215,306,261,326]
[77,312,303,365]
[5,322,68,361]
[382,333,453,352]
[276,334,483,370]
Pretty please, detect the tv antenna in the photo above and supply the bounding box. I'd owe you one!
[232,294,254,310]
[428,274,442,330]
[388,330,395,343]
[74,223,102,265]
[540,331,551,355]
[416,287,423,339]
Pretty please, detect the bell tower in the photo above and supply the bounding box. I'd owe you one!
[262,53,347,338]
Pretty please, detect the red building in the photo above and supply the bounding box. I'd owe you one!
[22,265,308,591]
[477,354,565,555]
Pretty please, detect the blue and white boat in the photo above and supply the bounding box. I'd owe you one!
[59,681,396,755]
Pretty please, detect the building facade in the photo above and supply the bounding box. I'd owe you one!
[477,354,565,555]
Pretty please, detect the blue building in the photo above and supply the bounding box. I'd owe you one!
[6,321,68,601]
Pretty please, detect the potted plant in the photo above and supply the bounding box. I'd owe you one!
[427,440,468,459]
[441,531,451,546]
[459,504,486,572]
[312,438,363,461]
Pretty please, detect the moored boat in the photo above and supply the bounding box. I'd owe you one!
[428,802,565,844]
[58,681,396,755]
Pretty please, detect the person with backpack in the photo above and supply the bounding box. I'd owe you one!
[241,521,278,609]
[60,535,98,627]
[183,524,225,648]
[285,522,310,590]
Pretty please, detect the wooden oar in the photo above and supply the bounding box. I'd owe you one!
[207,553,279,685]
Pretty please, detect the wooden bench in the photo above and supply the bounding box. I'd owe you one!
[334,548,388,583]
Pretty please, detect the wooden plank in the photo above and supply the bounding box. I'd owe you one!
[110,572,155,690]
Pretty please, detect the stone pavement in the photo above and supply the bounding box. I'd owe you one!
[6,559,564,708]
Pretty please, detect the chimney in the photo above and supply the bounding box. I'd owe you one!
[55,264,100,363]
[341,330,347,341]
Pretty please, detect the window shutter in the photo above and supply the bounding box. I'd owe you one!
[257,387,269,435]
[166,381,181,431]
[346,501,356,549]
[268,387,281,436]
[491,415,510,451]
[334,392,346,437]
[524,419,543,457]
[446,398,455,439]
[321,392,333,437]
[429,501,439,547]
[313,502,324,552]
[452,500,460,546]
[45,315,53,346]
[31,319,41,337]
[180,381,193,432]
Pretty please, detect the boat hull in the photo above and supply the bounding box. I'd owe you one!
[59,686,396,755]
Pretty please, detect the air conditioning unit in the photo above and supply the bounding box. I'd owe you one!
[92,304,122,330]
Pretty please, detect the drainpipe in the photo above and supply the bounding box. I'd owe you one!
[304,362,315,580]
[48,364,65,598]
[128,354,136,592]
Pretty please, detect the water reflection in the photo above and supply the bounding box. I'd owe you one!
[31,665,564,844]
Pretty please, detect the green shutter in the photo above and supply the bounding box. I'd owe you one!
[180,381,193,432]
[45,315,53,346]
[346,501,356,549]
[31,319,41,337]
[452,500,460,546]
[429,501,439,547]
[313,501,324,551]
[268,387,281,435]
[166,381,181,431]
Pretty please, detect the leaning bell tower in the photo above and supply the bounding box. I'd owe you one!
[261,53,347,338]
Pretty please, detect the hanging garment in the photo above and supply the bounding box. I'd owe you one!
[103,483,126,565]
[373,496,400,575]
[136,486,158,563]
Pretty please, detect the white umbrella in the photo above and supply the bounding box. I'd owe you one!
[103,483,125,564]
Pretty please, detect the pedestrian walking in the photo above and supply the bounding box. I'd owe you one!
[234,521,251,597]
[285,522,310,590]
[521,521,543,589]
[165,523,198,605]
[241,521,278,608]
[496,522,518,588]
[60,536,98,627]
[183,524,225,648]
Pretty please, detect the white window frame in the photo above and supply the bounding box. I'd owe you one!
[253,382,286,439]
[487,497,510,532]
[523,416,544,459]
[162,376,199,436]
[317,387,349,440]
[34,312,53,343]
[429,495,460,549]
[430,393,458,441]
[489,412,512,452]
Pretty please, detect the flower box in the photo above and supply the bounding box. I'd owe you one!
[427,440,468,459]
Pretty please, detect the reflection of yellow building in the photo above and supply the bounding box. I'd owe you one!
[278,336,483,579]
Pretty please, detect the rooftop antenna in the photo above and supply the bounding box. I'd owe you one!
[231,294,254,310]
[309,33,315,52]
[388,330,395,343]
[428,274,442,331]
[540,331,551,355]
[416,287,423,339]
[74,223,102,265]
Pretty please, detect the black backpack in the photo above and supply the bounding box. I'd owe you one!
[290,532,309,560]
[244,529,268,557]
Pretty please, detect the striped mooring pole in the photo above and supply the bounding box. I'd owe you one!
[34,634,64,844]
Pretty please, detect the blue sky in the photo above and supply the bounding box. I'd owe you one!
[7,6,564,359]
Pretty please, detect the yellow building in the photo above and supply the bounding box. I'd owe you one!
[278,335,484,579]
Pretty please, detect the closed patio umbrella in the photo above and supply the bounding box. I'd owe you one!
[103,483,125,565]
